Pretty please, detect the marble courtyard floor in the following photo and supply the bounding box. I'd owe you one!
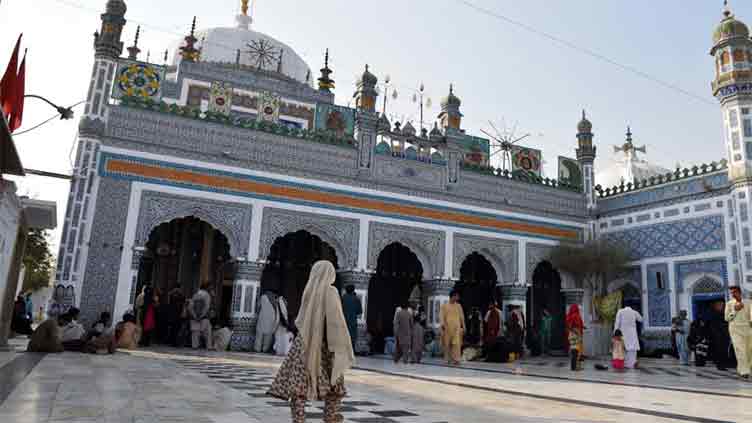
[1,340,750,423]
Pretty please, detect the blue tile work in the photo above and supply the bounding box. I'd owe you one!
[695,203,712,212]
[598,172,729,215]
[664,209,680,217]
[674,258,728,292]
[605,215,725,260]
[647,263,671,327]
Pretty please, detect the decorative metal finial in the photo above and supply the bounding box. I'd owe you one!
[449,83,454,94]
[236,49,241,66]
[626,125,632,142]
[277,48,284,73]
[324,48,329,67]
[191,16,197,37]
[146,50,151,62]
[127,25,142,60]
[163,49,168,64]
[241,0,250,16]
[582,109,586,120]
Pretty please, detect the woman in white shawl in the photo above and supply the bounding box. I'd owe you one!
[268,261,355,423]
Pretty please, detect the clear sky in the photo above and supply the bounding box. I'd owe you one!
[0,0,746,249]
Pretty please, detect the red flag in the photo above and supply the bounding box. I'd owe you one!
[9,50,26,132]
[0,34,22,119]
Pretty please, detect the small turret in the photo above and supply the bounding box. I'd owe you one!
[438,84,462,130]
[126,25,141,60]
[318,49,335,92]
[179,17,201,62]
[353,65,378,112]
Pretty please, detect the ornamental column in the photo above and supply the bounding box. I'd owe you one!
[338,270,371,354]
[499,284,528,323]
[422,278,454,330]
[229,260,265,351]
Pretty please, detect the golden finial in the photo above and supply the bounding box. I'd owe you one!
[241,0,250,16]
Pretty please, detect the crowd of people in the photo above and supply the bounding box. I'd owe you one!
[663,286,752,379]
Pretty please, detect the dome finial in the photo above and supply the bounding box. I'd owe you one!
[237,0,253,29]
[724,0,731,17]
[626,125,633,143]
[449,83,454,95]
[582,109,586,120]
[241,0,250,16]
[127,25,142,60]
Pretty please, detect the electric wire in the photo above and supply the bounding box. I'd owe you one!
[13,100,85,136]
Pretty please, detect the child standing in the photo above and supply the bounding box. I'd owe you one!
[612,329,626,371]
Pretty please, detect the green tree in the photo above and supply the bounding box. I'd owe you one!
[547,239,631,297]
[21,228,54,293]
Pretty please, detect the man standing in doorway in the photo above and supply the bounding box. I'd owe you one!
[440,290,465,366]
[674,310,691,365]
[341,285,362,350]
[614,304,643,369]
[190,282,212,350]
[540,308,553,356]
[725,286,752,379]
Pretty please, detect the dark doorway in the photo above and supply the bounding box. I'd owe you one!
[620,283,642,314]
[455,253,498,321]
[261,230,339,322]
[137,217,234,340]
[527,261,565,351]
[367,243,423,354]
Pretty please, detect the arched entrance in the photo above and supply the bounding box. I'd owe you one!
[136,216,233,343]
[527,261,565,351]
[690,276,725,321]
[367,242,423,354]
[456,252,498,322]
[260,230,339,322]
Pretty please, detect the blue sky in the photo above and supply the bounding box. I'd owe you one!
[0,0,744,246]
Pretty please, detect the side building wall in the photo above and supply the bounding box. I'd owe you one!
[597,171,733,352]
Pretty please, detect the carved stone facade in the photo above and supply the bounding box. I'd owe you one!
[452,234,517,283]
[526,243,555,285]
[367,222,445,278]
[134,190,253,258]
[257,208,359,269]
[230,260,265,351]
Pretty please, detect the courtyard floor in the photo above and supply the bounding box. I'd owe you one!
[1,338,750,423]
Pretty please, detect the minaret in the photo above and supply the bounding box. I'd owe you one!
[711,1,752,289]
[353,65,378,112]
[438,84,462,132]
[56,0,129,314]
[354,65,379,176]
[317,49,335,93]
[576,110,596,211]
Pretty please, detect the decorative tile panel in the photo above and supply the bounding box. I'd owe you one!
[605,215,725,260]
[674,258,728,292]
[646,263,671,327]
[452,234,517,283]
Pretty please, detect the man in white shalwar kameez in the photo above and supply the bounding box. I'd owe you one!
[255,291,280,353]
[273,296,293,356]
[614,306,643,369]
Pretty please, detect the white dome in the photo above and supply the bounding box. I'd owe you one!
[596,156,670,188]
[172,15,313,85]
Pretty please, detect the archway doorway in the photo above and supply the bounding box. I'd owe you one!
[620,283,642,314]
[261,230,339,322]
[136,216,234,344]
[367,242,423,354]
[690,276,725,321]
[527,261,565,351]
[456,252,498,323]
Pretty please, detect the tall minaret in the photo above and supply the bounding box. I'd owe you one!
[576,110,596,211]
[55,0,128,310]
[711,1,752,289]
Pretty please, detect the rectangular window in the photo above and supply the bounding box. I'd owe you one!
[731,222,737,241]
[733,245,739,264]
[733,132,741,149]
[743,108,751,115]
[744,119,752,137]
[743,227,750,246]
[729,199,735,217]
[746,251,752,269]
[731,109,740,128]
[656,272,665,290]
[742,203,749,221]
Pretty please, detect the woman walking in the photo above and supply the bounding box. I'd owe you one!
[566,304,585,371]
[268,261,355,423]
